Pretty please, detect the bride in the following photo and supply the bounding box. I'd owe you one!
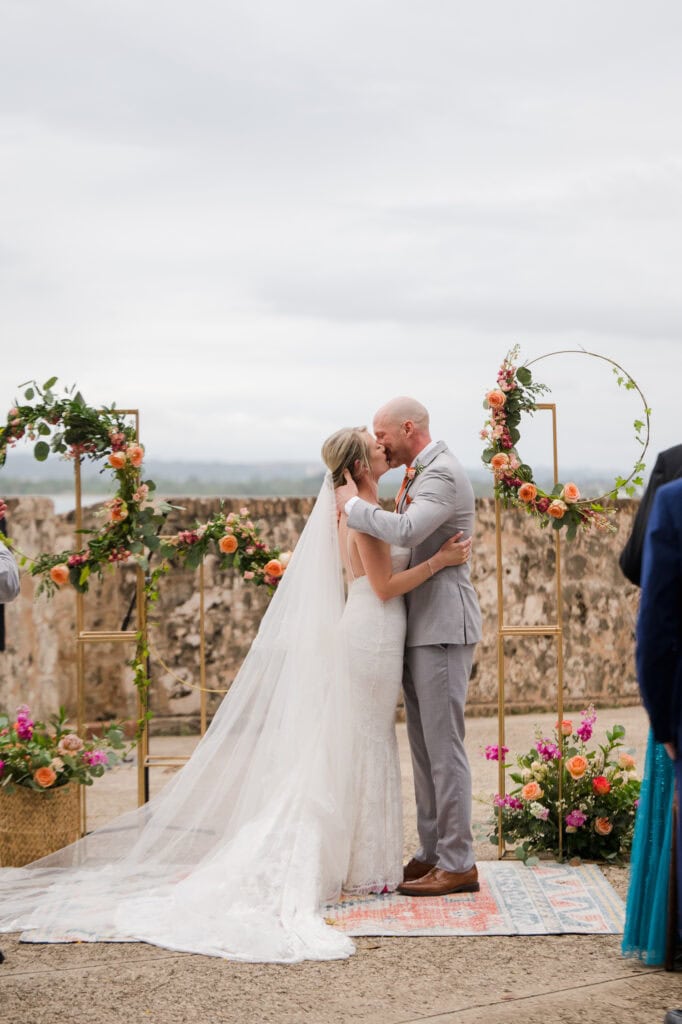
[0,428,470,963]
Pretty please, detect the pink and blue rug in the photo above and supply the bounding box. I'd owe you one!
[325,862,624,936]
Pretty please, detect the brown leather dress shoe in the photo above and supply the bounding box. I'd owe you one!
[402,857,436,882]
[397,865,480,897]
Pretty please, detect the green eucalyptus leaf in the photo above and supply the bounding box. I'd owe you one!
[34,441,50,461]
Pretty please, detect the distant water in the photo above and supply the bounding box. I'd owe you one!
[49,494,107,515]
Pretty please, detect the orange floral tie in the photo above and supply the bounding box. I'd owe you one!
[394,468,413,511]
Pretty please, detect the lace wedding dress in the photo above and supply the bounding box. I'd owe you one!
[0,475,382,964]
[342,546,408,895]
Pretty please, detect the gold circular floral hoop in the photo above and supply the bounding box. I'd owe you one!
[481,347,651,539]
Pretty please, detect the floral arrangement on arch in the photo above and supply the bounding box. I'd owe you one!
[481,347,649,540]
[0,378,291,732]
[0,705,128,792]
[486,706,641,863]
[0,378,289,597]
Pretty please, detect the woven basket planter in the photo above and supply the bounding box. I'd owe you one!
[0,784,81,867]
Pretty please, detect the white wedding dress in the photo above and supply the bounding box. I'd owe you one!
[342,546,407,895]
[0,476,405,963]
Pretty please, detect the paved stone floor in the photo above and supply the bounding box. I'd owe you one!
[2,705,680,1024]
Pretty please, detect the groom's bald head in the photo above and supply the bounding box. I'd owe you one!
[373,396,432,468]
[376,397,430,431]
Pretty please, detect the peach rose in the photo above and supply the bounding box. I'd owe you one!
[556,719,573,736]
[34,766,57,788]
[127,444,144,468]
[108,451,127,470]
[566,755,588,779]
[50,564,70,586]
[243,570,255,580]
[594,817,613,836]
[618,752,636,771]
[57,734,84,754]
[518,483,538,503]
[547,499,567,519]
[561,482,580,503]
[486,390,506,409]
[521,781,544,801]
[264,559,284,579]
[490,453,510,472]
[219,534,238,554]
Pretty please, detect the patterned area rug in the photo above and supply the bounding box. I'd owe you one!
[324,862,625,936]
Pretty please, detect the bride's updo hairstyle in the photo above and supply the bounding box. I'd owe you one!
[321,427,372,488]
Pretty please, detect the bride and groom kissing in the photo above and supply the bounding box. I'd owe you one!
[0,396,482,963]
[329,396,482,899]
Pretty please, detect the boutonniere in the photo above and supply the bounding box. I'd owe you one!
[406,462,424,481]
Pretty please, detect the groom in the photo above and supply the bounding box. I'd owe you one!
[335,397,482,896]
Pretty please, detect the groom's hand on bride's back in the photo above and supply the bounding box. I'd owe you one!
[335,470,359,513]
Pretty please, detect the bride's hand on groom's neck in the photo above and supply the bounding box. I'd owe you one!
[335,469,359,513]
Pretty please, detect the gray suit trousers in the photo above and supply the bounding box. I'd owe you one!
[403,643,476,873]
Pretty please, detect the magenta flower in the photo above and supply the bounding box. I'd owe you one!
[565,809,587,828]
[485,744,509,762]
[494,793,523,810]
[576,704,597,743]
[82,750,108,767]
[15,706,34,741]
[0,759,4,777]
[535,739,561,761]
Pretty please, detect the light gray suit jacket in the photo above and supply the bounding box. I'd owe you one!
[347,441,482,647]
[0,541,20,603]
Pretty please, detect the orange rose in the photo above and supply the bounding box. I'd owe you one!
[518,483,538,503]
[486,390,506,409]
[548,500,567,519]
[521,781,543,801]
[34,766,57,788]
[566,755,588,779]
[490,453,510,472]
[556,719,573,737]
[561,482,580,503]
[50,564,70,586]
[127,444,145,468]
[594,817,613,836]
[263,559,284,579]
[219,534,238,554]
[108,451,126,470]
[109,500,128,523]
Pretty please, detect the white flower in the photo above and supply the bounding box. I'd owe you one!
[521,767,532,782]
[50,757,65,772]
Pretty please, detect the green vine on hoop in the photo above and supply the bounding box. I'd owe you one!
[0,378,289,738]
[481,347,651,541]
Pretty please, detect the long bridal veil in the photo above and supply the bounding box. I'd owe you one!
[0,474,357,962]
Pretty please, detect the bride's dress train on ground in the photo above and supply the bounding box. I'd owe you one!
[0,475,375,963]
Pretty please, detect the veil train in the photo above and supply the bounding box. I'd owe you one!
[0,474,356,963]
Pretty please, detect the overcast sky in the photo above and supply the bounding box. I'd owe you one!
[1,1,680,480]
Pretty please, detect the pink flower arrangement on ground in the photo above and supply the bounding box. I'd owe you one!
[488,705,641,863]
[0,706,127,792]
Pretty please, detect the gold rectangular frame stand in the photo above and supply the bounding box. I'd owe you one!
[496,403,565,858]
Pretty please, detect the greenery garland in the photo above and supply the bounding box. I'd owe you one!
[0,378,288,734]
[481,347,650,541]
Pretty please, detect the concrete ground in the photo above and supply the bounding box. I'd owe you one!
[1,704,680,1024]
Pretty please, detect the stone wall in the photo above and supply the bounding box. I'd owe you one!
[0,496,641,730]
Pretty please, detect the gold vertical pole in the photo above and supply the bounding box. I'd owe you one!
[549,404,566,859]
[495,496,506,858]
[74,455,87,834]
[199,562,208,736]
